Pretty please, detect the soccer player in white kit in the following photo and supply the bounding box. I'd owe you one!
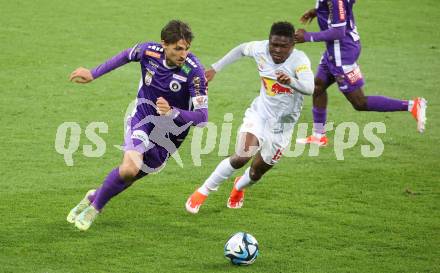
[186,22,315,214]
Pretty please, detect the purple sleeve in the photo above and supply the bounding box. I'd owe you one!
[173,108,208,127]
[304,26,346,42]
[90,48,133,79]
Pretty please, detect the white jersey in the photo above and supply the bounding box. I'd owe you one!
[212,40,314,123]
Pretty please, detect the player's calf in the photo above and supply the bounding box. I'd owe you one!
[229,154,252,169]
[345,90,368,111]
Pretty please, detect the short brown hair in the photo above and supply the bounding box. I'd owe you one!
[161,20,194,44]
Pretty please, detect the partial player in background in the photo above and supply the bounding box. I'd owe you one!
[186,22,314,214]
[67,20,208,230]
[295,0,427,147]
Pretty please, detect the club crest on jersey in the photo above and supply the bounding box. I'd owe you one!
[169,80,181,92]
[144,69,154,86]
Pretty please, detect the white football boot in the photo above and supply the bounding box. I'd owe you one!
[74,205,99,231]
[66,189,96,223]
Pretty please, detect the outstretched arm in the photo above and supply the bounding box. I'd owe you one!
[295,27,346,43]
[205,43,249,82]
[70,46,139,83]
[89,48,133,79]
[211,43,247,72]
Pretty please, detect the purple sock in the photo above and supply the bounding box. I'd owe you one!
[366,96,408,112]
[91,168,129,211]
[312,107,327,135]
[88,190,98,203]
[88,169,147,204]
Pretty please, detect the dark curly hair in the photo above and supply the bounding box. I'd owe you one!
[269,21,295,40]
[161,20,194,44]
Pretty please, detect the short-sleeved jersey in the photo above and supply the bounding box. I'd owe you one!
[128,42,208,118]
[242,40,313,123]
[316,0,361,66]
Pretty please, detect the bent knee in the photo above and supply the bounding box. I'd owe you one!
[119,163,140,181]
[351,100,367,111]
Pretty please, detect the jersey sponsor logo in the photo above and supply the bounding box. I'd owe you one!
[328,0,334,21]
[192,95,208,109]
[173,74,187,82]
[181,64,192,75]
[294,64,311,74]
[185,57,198,68]
[262,77,294,96]
[345,66,363,84]
[192,76,203,96]
[145,50,161,59]
[148,60,159,69]
[338,0,346,21]
[169,80,182,92]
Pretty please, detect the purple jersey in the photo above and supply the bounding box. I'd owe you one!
[126,42,208,144]
[89,41,207,173]
[129,42,207,118]
[316,0,361,66]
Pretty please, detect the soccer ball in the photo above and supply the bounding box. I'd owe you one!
[224,232,259,265]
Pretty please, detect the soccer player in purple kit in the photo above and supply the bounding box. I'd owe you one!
[66,20,208,231]
[295,0,427,147]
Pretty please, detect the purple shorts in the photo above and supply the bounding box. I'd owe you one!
[123,115,177,174]
[316,53,365,93]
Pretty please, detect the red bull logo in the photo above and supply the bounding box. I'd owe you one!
[262,77,293,96]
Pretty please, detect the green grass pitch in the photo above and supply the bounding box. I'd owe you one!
[0,0,439,272]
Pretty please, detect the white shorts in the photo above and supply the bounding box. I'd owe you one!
[238,104,300,165]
